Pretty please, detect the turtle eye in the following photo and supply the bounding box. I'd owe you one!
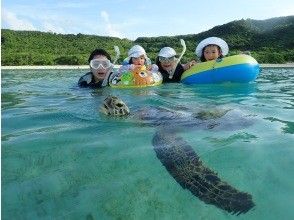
[116,103,123,107]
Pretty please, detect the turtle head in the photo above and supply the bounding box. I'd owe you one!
[100,96,130,116]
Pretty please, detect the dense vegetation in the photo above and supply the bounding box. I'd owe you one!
[1,16,293,65]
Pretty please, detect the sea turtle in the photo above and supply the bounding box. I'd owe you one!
[100,96,255,215]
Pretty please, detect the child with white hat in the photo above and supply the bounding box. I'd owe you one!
[195,37,229,62]
[156,46,196,82]
[117,45,158,76]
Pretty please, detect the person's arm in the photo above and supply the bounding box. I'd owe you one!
[118,64,133,76]
[78,72,92,87]
[150,64,159,72]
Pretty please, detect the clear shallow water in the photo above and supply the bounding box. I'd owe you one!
[1,68,294,220]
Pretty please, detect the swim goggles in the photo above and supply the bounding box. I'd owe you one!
[90,59,112,69]
[158,56,176,62]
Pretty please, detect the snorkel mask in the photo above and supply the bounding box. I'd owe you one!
[158,56,176,62]
[90,59,112,70]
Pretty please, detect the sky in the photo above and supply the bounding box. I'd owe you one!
[1,0,294,40]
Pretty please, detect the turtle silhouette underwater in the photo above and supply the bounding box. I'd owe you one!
[100,96,255,215]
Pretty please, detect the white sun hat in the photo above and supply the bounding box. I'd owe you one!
[195,37,229,57]
[128,45,147,58]
[158,47,177,58]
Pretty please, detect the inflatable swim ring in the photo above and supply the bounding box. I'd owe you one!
[110,66,162,88]
[181,55,260,84]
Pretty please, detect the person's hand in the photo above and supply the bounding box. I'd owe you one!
[189,60,197,66]
[146,65,152,71]
[130,64,143,72]
[183,60,197,70]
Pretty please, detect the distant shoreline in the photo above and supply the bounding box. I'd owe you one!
[1,65,118,70]
[260,63,294,68]
[1,63,294,70]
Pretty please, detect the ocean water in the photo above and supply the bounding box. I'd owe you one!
[1,68,294,220]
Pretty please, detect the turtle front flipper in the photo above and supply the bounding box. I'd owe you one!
[152,130,254,215]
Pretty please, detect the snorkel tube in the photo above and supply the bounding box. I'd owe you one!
[113,45,120,65]
[169,39,186,79]
[102,45,120,87]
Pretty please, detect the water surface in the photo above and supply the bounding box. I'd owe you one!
[2,68,294,219]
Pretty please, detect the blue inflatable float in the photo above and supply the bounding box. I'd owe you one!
[181,55,260,84]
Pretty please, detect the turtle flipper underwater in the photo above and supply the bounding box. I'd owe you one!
[153,130,254,215]
[101,96,255,215]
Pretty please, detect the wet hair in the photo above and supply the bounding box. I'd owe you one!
[128,57,134,64]
[200,44,223,62]
[155,57,163,72]
[88,49,112,63]
[155,57,160,65]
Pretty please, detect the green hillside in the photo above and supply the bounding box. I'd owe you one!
[1,16,293,65]
[135,16,294,63]
[1,31,132,65]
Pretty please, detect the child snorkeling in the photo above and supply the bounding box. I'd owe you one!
[156,46,196,82]
[78,48,114,88]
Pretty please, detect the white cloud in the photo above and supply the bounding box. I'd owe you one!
[100,10,124,38]
[2,8,36,30]
[101,11,110,22]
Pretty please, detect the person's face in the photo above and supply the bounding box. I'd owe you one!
[159,56,176,72]
[90,55,111,81]
[203,45,221,61]
[132,55,145,65]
